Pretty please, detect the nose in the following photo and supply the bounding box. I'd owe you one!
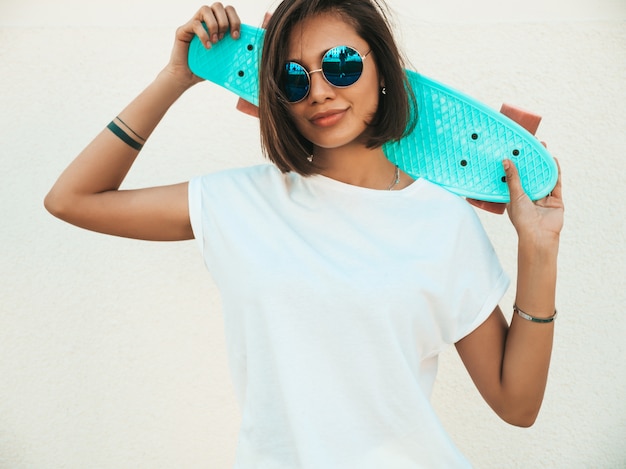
[307,69,335,103]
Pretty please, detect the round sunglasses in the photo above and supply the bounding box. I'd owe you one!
[281,45,372,103]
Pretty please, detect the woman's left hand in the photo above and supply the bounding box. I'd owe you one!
[504,157,564,241]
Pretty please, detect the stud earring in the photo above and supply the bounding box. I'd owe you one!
[381,87,387,95]
[307,154,314,162]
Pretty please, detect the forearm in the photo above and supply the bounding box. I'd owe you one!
[500,234,559,424]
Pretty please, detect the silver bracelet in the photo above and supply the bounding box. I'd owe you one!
[514,304,557,323]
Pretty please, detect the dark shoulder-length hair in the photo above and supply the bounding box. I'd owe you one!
[259,0,417,175]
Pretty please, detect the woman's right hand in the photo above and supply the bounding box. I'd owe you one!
[164,3,241,90]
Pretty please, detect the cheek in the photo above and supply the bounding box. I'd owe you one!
[354,70,382,119]
[365,94,380,122]
[287,106,310,136]
[354,84,380,124]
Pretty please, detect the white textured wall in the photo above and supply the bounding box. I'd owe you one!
[1,0,624,468]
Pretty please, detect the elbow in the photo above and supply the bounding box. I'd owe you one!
[496,403,542,428]
[488,385,547,428]
[44,189,61,218]
[502,412,538,428]
[44,188,72,221]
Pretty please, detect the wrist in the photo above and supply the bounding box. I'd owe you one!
[517,237,559,271]
[155,67,199,97]
[518,231,560,253]
[515,235,559,314]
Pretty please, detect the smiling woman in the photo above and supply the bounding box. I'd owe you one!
[42,0,564,468]
[278,13,387,173]
[259,1,417,177]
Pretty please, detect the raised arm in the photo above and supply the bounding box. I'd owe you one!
[44,4,241,241]
[455,157,564,427]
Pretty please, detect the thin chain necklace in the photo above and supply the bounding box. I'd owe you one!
[387,164,400,190]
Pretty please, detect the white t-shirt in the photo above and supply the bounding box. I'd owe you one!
[188,164,509,469]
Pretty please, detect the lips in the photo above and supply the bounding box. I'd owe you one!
[310,109,347,127]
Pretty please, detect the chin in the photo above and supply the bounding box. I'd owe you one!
[306,128,371,151]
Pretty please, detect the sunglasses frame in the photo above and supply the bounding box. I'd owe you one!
[282,45,372,103]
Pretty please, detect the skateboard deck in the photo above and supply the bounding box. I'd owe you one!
[188,24,558,202]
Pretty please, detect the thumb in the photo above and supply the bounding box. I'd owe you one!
[503,159,526,201]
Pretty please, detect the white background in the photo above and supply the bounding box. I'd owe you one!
[1,0,625,467]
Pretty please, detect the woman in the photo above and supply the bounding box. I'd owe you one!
[45,1,564,467]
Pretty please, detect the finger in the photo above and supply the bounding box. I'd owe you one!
[211,4,229,41]
[190,18,215,49]
[185,17,211,49]
[211,3,235,40]
[196,5,220,45]
[176,18,203,46]
[549,157,563,200]
[503,159,527,202]
[224,5,242,39]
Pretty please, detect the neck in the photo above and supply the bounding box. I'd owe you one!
[314,144,401,190]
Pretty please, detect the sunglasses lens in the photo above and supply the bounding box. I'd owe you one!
[281,46,365,102]
[282,62,310,103]
[322,46,363,87]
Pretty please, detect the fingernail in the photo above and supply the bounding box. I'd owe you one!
[219,33,224,40]
[205,41,212,49]
[502,159,510,170]
[231,30,240,39]
[212,33,218,43]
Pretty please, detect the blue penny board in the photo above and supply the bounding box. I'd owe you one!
[188,24,558,202]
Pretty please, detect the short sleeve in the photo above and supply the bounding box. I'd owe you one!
[187,175,206,256]
[439,203,510,345]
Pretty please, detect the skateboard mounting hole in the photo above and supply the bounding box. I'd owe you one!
[471,133,478,140]
[460,160,468,167]
[512,149,520,156]
[247,44,254,51]
[501,176,507,183]
[238,70,245,77]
